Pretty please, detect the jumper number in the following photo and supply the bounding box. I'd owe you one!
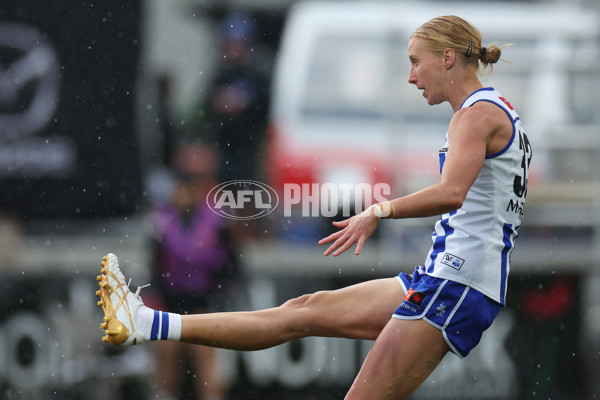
[513,130,532,198]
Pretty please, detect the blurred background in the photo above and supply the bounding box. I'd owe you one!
[0,0,599,399]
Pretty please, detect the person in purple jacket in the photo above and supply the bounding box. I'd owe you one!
[150,144,238,400]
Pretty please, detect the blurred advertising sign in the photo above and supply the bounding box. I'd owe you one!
[0,266,584,399]
[226,274,583,400]
[0,1,142,218]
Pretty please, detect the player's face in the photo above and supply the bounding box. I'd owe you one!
[407,37,446,106]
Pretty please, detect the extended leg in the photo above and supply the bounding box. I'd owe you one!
[97,253,404,349]
[180,277,405,350]
[345,318,449,400]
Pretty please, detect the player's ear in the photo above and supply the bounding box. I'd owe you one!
[443,48,455,68]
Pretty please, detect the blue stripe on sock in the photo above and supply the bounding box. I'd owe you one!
[150,310,160,340]
[161,312,169,340]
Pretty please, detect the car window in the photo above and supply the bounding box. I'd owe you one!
[302,34,387,119]
[301,33,453,127]
[294,19,599,159]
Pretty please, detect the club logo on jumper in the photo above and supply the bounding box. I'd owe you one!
[207,180,279,220]
[404,288,427,307]
[441,253,465,270]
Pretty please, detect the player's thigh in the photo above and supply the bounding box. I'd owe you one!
[282,277,405,340]
[346,318,449,400]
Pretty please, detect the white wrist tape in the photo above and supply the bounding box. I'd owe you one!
[372,202,396,219]
[372,203,385,219]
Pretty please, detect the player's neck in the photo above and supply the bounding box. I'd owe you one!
[448,77,483,112]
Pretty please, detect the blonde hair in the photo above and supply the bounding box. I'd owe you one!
[411,15,507,72]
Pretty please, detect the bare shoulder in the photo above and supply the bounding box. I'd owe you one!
[449,102,511,152]
[451,102,506,131]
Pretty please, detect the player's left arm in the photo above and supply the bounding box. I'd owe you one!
[388,102,504,218]
[319,103,503,256]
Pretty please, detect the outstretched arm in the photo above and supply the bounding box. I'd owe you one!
[319,104,503,256]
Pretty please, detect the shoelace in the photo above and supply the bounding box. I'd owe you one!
[125,278,151,299]
[135,282,151,298]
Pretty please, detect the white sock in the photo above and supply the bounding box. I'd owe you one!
[137,305,181,341]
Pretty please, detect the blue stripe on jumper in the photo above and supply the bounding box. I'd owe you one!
[500,223,518,305]
[426,211,456,274]
[439,151,446,174]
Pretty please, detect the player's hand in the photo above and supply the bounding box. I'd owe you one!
[318,205,380,256]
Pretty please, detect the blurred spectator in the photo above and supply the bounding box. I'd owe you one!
[201,12,270,182]
[150,144,239,400]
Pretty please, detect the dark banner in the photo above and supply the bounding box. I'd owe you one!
[0,0,142,218]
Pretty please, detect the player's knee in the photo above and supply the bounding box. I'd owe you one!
[283,290,331,311]
[280,293,313,311]
[279,291,330,332]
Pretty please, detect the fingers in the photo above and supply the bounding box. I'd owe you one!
[326,231,366,256]
[354,237,365,255]
[317,218,351,245]
[331,237,356,257]
[332,219,350,227]
[322,228,360,256]
[319,226,351,256]
[318,229,344,246]
[323,244,337,256]
[318,214,377,256]
[323,235,350,256]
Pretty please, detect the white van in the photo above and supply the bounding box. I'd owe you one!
[266,1,600,233]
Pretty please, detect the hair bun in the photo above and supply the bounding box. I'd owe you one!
[479,46,487,59]
[480,44,503,67]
